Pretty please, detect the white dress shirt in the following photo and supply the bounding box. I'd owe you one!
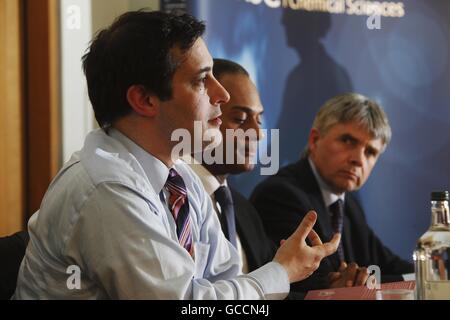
[14,129,289,299]
[186,157,250,274]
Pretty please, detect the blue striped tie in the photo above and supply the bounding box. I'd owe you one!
[330,199,345,261]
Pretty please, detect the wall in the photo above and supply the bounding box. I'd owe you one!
[60,0,160,163]
[0,0,24,235]
[188,0,450,261]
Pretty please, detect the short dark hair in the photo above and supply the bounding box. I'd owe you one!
[82,11,205,128]
[213,58,249,80]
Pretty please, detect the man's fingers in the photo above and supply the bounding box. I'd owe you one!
[328,272,341,282]
[291,211,317,242]
[309,233,341,263]
[321,233,341,257]
[339,261,347,272]
[344,262,358,287]
[355,267,369,286]
[307,229,323,246]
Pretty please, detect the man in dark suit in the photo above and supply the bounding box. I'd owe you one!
[188,58,276,273]
[251,93,414,291]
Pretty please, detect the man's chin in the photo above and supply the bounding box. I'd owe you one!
[203,128,222,150]
[227,164,253,175]
[338,183,359,193]
[244,163,255,172]
[328,179,355,194]
[231,163,255,175]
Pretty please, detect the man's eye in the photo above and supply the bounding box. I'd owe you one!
[341,137,352,144]
[234,118,245,124]
[366,149,377,157]
[195,76,207,86]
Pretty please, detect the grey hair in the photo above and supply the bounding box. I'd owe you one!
[309,93,391,153]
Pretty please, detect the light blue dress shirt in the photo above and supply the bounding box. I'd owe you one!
[14,129,289,299]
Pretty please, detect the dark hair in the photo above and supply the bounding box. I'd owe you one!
[82,11,205,128]
[213,58,249,80]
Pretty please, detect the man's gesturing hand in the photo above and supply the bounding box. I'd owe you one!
[273,211,341,283]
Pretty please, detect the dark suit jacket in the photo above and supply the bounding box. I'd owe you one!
[250,158,414,291]
[231,189,276,272]
[0,231,29,300]
[231,188,306,299]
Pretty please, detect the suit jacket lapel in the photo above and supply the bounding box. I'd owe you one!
[342,204,354,262]
[293,159,341,270]
[344,194,369,264]
[233,203,256,269]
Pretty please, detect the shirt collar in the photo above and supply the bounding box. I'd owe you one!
[183,155,226,195]
[308,157,345,208]
[108,128,170,195]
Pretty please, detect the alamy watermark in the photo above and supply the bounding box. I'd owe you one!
[66,265,81,290]
[366,265,381,290]
[367,13,381,30]
[66,5,81,30]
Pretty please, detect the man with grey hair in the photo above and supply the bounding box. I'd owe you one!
[251,93,414,292]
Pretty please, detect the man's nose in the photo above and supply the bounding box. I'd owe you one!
[350,147,364,167]
[210,77,230,106]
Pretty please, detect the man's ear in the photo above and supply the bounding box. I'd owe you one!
[308,128,320,153]
[126,85,158,117]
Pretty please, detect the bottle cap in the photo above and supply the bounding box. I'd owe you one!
[431,191,449,201]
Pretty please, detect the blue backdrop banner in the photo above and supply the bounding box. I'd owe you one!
[187,0,450,262]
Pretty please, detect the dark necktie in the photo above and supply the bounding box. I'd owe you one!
[329,199,345,261]
[214,186,238,248]
[164,168,193,256]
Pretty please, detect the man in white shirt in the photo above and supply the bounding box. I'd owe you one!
[14,11,339,299]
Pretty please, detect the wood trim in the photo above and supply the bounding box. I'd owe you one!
[24,0,61,218]
[0,0,25,236]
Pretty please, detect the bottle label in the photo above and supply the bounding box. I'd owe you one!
[426,281,450,299]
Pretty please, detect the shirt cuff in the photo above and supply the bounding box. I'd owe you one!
[247,261,290,300]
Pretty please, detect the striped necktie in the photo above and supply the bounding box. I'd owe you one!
[164,168,193,256]
[330,199,345,261]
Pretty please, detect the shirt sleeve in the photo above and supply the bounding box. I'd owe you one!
[190,171,289,299]
[67,182,289,299]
